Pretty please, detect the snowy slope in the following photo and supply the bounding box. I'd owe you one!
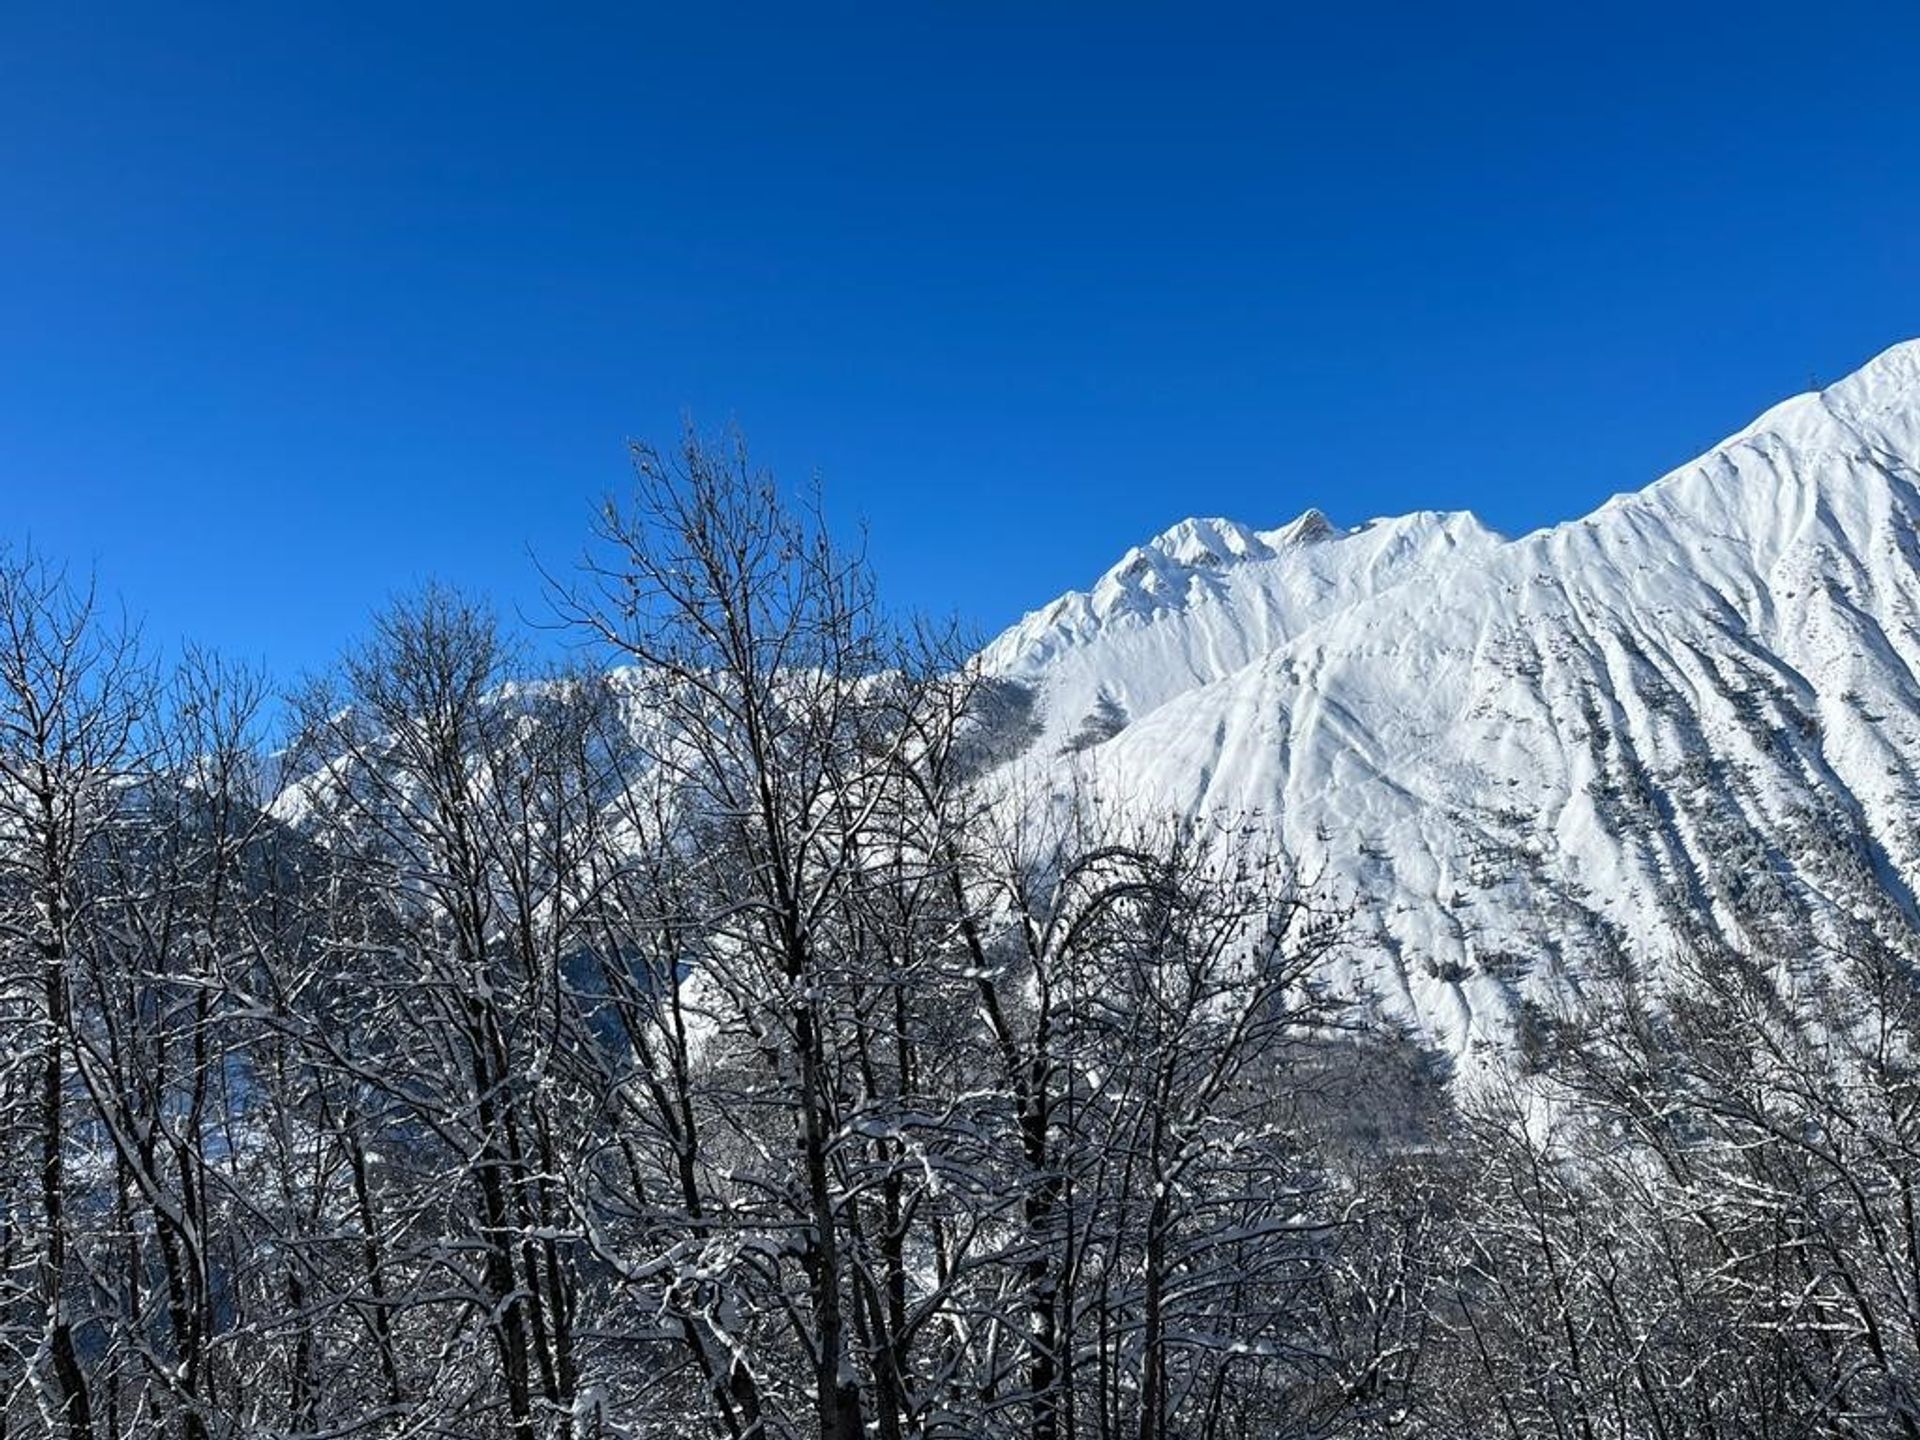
[987,339,1920,1061]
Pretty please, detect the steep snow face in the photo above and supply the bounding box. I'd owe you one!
[988,340,1920,1064]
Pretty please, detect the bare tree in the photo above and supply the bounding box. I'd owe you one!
[288,587,602,1439]
[0,549,148,1440]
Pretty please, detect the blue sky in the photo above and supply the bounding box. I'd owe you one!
[3,2,1917,678]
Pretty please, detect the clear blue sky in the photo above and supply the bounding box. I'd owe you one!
[4,2,1917,677]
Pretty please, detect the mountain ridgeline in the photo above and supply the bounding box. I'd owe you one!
[985,338,1920,1059]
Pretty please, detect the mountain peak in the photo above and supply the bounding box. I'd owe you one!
[1272,507,1334,545]
[1136,509,1340,574]
[1145,516,1276,568]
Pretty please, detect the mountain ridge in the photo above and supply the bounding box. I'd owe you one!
[987,339,1920,1061]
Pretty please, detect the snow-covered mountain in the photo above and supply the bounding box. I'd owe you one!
[986,339,1920,1061]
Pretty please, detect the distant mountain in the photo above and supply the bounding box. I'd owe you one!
[986,340,1920,1062]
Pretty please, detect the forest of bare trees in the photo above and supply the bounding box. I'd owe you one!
[3,437,1920,1438]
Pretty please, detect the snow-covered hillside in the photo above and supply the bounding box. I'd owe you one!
[987,339,1920,1060]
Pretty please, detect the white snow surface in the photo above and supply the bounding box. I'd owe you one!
[984,339,1920,1062]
